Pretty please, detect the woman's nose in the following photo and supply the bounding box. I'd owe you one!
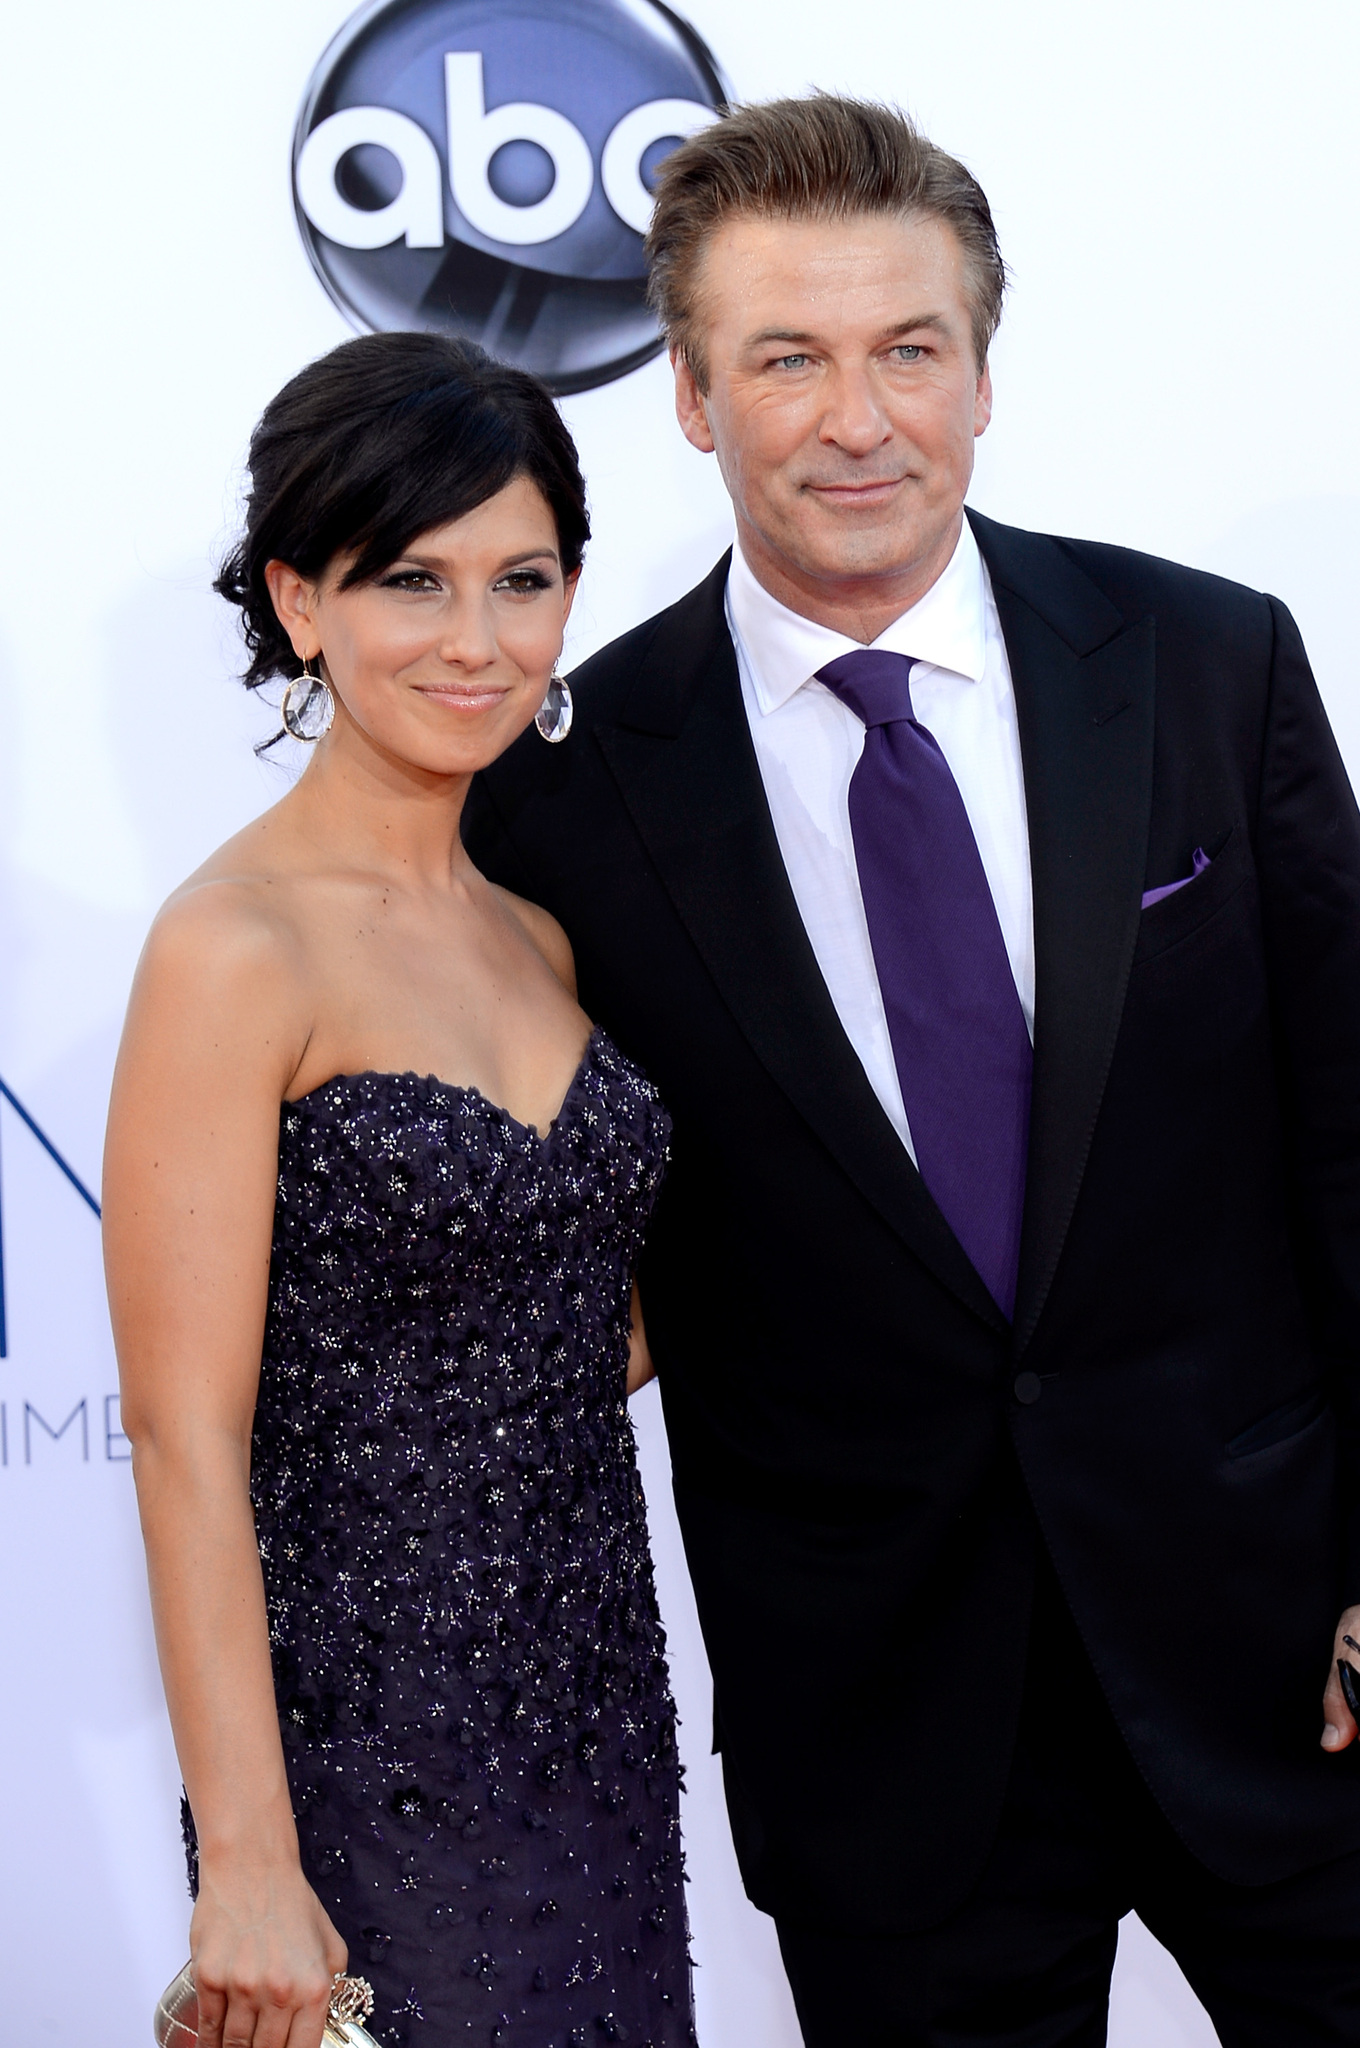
[435,602,498,669]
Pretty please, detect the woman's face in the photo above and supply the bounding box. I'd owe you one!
[269,474,577,779]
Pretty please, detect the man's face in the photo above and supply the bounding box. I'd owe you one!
[674,210,992,620]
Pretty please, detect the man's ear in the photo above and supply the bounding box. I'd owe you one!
[673,348,716,455]
[973,360,993,438]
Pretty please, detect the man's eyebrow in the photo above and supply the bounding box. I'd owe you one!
[743,327,819,349]
[742,312,955,351]
[879,312,951,342]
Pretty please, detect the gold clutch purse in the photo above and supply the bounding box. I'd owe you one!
[154,1965,379,2047]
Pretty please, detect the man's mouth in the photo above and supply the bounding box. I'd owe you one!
[804,475,910,501]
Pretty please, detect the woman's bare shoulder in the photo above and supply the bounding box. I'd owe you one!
[134,815,316,1034]
[488,883,577,995]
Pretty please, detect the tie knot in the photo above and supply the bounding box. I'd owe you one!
[815,648,916,728]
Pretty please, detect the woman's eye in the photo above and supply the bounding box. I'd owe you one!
[380,570,440,592]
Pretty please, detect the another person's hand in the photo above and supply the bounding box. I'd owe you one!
[1320,1604,1360,1752]
[189,1855,347,2048]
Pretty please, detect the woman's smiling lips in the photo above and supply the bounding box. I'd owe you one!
[413,680,513,713]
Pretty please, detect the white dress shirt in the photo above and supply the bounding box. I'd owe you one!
[726,515,1034,1162]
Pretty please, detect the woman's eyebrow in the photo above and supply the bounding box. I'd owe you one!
[393,546,560,572]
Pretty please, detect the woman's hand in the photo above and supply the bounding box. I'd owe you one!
[190,1856,348,2048]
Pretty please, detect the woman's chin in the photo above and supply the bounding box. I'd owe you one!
[334,703,538,780]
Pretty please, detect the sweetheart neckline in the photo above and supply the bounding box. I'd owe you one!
[282,1026,602,1144]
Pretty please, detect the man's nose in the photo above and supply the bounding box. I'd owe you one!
[818,366,892,455]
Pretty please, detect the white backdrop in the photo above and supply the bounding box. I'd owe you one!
[2,3,1358,2043]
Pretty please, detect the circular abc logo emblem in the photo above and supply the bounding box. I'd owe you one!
[293,0,727,394]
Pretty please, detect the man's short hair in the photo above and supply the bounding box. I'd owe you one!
[645,94,1007,390]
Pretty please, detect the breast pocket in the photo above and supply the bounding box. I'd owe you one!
[1132,827,1253,965]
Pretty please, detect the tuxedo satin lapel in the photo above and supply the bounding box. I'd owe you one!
[970,514,1156,1353]
[597,567,1005,1333]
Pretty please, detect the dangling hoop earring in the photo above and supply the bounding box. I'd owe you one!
[281,659,335,743]
[535,671,573,744]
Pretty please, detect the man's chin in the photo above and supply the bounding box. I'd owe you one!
[764,497,962,586]
[777,534,936,589]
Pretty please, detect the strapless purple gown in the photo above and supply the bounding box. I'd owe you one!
[183,1031,694,2048]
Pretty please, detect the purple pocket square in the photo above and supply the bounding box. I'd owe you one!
[1141,846,1210,909]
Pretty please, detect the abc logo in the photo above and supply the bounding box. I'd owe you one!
[293,0,727,394]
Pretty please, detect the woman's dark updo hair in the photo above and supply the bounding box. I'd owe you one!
[214,332,590,692]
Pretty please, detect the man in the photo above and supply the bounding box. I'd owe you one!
[463,96,1360,2042]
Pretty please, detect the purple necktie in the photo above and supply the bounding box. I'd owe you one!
[817,650,1032,1317]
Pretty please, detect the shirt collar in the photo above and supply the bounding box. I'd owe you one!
[727,513,989,716]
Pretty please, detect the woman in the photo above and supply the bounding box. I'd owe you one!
[103,333,693,2048]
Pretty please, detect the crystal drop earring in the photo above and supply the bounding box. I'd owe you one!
[281,659,335,743]
[535,671,573,744]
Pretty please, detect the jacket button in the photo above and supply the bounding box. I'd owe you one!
[1013,1371,1042,1406]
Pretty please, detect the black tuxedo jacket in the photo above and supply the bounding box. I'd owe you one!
[463,510,1360,1929]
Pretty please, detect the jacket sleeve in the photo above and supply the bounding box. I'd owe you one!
[1254,595,1360,1602]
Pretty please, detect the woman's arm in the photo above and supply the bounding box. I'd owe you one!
[104,887,344,2048]
[626,1281,656,1395]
